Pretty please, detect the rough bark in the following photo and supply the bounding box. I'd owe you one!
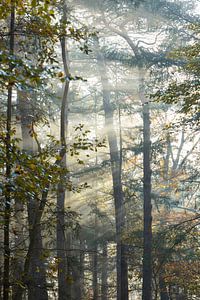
[3,3,15,299]
[96,39,128,300]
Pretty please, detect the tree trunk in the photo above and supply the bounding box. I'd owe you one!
[71,245,84,300]
[159,273,169,300]
[95,39,128,300]
[12,136,66,300]
[12,198,25,300]
[17,90,48,300]
[57,177,68,300]
[71,236,85,300]
[57,6,71,295]
[27,203,48,300]
[101,242,108,300]
[92,242,98,299]
[142,101,152,300]
[79,237,85,299]
[3,3,15,299]
[13,174,52,299]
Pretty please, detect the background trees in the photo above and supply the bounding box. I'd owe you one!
[0,0,199,299]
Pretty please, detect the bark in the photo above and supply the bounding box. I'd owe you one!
[12,198,25,299]
[101,242,108,300]
[57,177,68,300]
[27,203,48,300]
[92,243,98,299]
[95,39,128,300]
[70,236,85,300]
[57,3,70,296]
[142,101,152,300]
[0,267,2,299]
[3,3,15,299]
[79,237,85,299]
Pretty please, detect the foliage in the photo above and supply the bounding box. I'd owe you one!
[153,213,200,297]
[153,23,200,123]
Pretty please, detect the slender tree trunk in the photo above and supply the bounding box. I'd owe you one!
[57,3,70,296]
[92,98,99,300]
[95,39,128,300]
[12,90,31,300]
[3,3,15,299]
[101,242,108,300]
[71,236,85,300]
[71,243,83,300]
[27,204,48,300]
[57,174,68,300]
[12,198,25,300]
[142,101,152,300]
[0,267,2,299]
[92,242,98,299]
[159,273,169,300]
[79,237,85,299]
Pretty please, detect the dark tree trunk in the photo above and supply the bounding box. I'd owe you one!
[0,267,2,299]
[71,237,85,300]
[57,177,68,300]
[3,3,15,299]
[27,202,48,300]
[79,237,85,299]
[17,91,48,300]
[101,242,108,300]
[13,185,50,300]
[71,242,84,300]
[71,232,85,300]
[12,198,25,300]
[142,101,152,300]
[159,273,170,300]
[96,39,128,300]
[92,242,98,299]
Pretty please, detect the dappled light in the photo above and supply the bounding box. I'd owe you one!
[0,0,199,299]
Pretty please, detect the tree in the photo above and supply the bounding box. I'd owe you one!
[154,23,200,125]
[95,38,129,300]
[0,1,95,298]
[3,2,15,299]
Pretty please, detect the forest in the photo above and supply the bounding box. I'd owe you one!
[0,0,200,299]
